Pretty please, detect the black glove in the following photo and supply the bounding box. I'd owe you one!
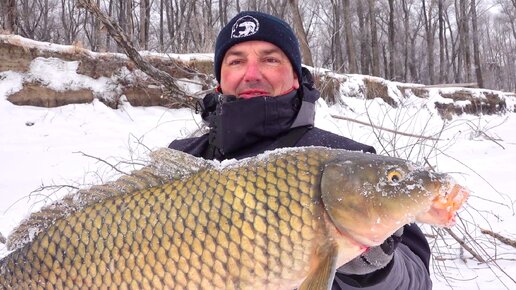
[337,227,404,275]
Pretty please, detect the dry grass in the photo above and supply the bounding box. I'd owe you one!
[436,90,507,120]
[363,78,398,107]
[314,74,341,105]
[7,83,95,107]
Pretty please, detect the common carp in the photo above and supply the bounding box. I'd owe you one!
[0,147,468,289]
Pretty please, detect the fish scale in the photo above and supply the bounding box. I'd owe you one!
[0,147,469,289]
[0,148,330,289]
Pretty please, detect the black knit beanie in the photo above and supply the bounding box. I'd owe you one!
[214,11,302,84]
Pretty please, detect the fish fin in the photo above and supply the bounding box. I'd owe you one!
[6,148,212,251]
[148,148,214,179]
[298,242,339,290]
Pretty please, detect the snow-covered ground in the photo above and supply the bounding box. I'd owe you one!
[1,54,515,289]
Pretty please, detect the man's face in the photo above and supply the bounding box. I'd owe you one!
[220,41,300,99]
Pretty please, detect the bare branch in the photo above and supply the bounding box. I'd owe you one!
[330,113,441,141]
[73,151,128,175]
[76,0,194,108]
[444,228,487,263]
[481,228,516,248]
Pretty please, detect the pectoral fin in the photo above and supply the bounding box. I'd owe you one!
[298,242,339,290]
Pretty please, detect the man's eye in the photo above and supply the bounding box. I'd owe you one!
[227,59,243,66]
[264,57,280,64]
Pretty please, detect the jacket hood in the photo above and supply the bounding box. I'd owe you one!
[199,67,319,156]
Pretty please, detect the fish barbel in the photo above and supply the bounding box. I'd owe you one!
[0,147,468,289]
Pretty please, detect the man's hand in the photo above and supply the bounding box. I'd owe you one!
[337,227,404,275]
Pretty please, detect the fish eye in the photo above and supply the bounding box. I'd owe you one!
[387,170,403,184]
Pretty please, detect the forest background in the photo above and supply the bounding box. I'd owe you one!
[0,0,515,93]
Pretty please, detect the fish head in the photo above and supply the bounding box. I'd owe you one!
[320,153,469,247]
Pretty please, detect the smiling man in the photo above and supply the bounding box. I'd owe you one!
[169,11,432,290]
[220,41,300,99]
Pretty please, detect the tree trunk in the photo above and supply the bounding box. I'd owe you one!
[118,0,127,52]
[2,0,18,33]
[357,1,370,75]
[106,0,114,50]
[382,44,389,78]
[159,0,164,51]
[61,0,70,43]
[453,0,463,82]
[331,0,344,72]
[139,0,150,50]
[94,0,102,50]
[288,0,314,67]
[460,0,471,82]
[83,0,102,51]
[438,0,446,83]
[387,0,395,80]
[422,0,435,84]
[471,0,483,87]
[219,0,228,27]
[402,0,409,81]
[42,0,49,41]
[343,0,357,73]
[368,0,380,76]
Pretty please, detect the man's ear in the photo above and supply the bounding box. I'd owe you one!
[293,70,300,89]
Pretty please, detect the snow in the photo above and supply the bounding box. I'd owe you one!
[1,50,515,289]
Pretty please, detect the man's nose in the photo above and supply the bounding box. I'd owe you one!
[243,60,262,81]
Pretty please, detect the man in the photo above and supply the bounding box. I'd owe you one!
[170,11,432,289]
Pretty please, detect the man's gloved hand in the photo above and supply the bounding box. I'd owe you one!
[337,227,404,275]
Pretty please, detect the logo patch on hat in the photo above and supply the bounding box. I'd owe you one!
[231,15,259,38]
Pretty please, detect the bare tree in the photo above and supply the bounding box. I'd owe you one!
[356,0,370,75]
[288,0,314,67]
[2,0,515,91]
[438,0,446,83]
[387,0,396,80]
[343,0,357,73]
[82,0,102,51]
[16,0,43,39]
[117,0,134,51]
[330,0,345,72]
[369,0,380,76]
[60,0,83,44]
[457,0,472,82]
[471,0,484,87]
[159,0,164,51]
[1,0,18,33]
[77,0,189,103]
[139,0,151,50]
[422,0,436,84]
[219,0,228,27]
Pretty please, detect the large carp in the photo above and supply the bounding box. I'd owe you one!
[0,147,468,289]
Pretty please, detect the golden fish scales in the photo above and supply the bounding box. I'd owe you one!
[0,147,469,289]
[1,149,333,289]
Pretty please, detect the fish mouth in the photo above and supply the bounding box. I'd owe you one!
[416,182,470,227]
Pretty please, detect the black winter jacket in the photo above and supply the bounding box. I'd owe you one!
[169,69,432,289]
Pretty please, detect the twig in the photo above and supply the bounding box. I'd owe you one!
[330,114,441,141]
[436,149,514,214]
[73,151,128,175]
[444,228,486,263]
[481,229,516,248]
[2,184,79,215]
[465,122,506,149]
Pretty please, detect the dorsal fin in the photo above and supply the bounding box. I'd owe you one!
[6,148,212,251]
